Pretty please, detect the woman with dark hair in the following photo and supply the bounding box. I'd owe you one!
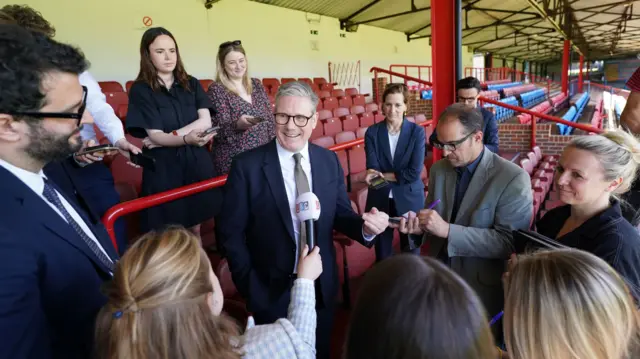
[364,83,425,261]
[344,254,498,359]
[207,40,275,175]
[126,27,219,234]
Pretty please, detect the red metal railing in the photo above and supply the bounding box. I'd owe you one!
[389,65,433,85]
[102,120,434,250]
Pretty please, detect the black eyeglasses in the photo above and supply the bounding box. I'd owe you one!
[219,40,241,49]
[432,131,476,151]
[8,86,88,127]
[274,113,314,127]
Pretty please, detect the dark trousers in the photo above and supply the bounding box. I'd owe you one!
[253,281,334,359]
[375,198,420,262]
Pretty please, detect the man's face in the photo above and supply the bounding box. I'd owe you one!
[274,95,317,153]
[435,117,483,167]
[9,71,93,164]
[457,88,479,109]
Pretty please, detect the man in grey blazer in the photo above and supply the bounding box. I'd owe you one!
[398,103,532,334]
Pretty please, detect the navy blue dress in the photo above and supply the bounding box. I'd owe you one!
[126,76,219,232]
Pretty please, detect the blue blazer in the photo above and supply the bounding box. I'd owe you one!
[0,165,118,359]
[364,119,426,216]
[217,140,372,313]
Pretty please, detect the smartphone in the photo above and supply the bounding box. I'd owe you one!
[76,144,119,157]
[199,126,220,137]
[246,116,264,125]
[369,175,389,190]
[389,217,402,225]
[130,152,156,171]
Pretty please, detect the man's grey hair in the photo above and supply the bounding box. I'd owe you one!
[275,81,319,112]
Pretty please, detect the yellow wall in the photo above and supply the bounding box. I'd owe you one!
[21,0,474,94]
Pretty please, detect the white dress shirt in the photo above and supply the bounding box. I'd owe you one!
[275,141,374,271]
[388,132,400,199]
[0,158,113,263]
[79,71,126,145]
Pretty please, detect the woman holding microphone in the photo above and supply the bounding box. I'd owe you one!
[364,83,426,262]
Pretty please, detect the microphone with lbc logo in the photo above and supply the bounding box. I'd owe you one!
[295,192,321,250]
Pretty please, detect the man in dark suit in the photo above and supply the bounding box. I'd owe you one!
[218,81,389,359]
[430,76,499,153]
[0,26,118,359]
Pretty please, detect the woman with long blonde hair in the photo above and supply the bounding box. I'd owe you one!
[94,227,321,359]
[504,249,640,359]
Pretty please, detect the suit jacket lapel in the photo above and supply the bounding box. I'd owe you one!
[262,141,295,241]
[454,149,491,224]
[444,166,457,221]
[377,123,393,167]
[393,120,412,168]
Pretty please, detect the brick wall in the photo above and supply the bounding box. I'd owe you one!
[371,77,388,104]
[407,91,433,119]
[498,123,575,155]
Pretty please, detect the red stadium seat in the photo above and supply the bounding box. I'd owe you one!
[323,118,343,137]
[319,91,331,99]
[281,77,296,84]
[340,115,360,132]
[335,131,356,144]
[406,116,415,123]
[374,114,385,123]
[323,97,338,110]
[519,158,533,176]
[310,83,320,93]
[345,88,359,97]
[110,134,143,194]
[313,77,328,86]
[311,136,335,148]
[320,83,335,92]
[356,127,368,138]
[348,144,367,186]
[415,114,427,124]
[527,152,538,169]
[298,78,313,85]
[359,112,375,127]
[333,107,350,118]
[105,92,129,113]
[336,151,349,183]
[318,109,333,122]
[339,97,353,108]
[365,103,379,114]
[116,104,128,123]
[99,81,124,93]
[199,79,214,91]
[350,105,365,116]
[352,95,366,106]
[125,81,134,92]
[332,89,346,98]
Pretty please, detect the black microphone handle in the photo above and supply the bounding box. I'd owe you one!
[305,219,315,250]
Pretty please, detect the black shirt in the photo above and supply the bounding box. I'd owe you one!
[536,200,640,301]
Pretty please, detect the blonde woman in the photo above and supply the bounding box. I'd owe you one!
[536,129,640,300]
[93,227,321,359]
[207,40,275,175]
[504,249,640,359]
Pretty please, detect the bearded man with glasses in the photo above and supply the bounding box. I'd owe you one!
[397,103,532,342]
[218,81,390,359]
[0,25,118,359]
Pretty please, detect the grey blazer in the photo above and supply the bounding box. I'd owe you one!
[423,148,533,320]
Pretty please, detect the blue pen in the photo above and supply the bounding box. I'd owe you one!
[489,311,504,326]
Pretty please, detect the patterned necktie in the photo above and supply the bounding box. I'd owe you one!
[42,179,114,271]
[293,153,310,248]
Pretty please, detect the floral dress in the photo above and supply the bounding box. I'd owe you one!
[207,78,276,174]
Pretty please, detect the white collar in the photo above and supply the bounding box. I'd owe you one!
[275,139,310,163]
[0,158,46,196]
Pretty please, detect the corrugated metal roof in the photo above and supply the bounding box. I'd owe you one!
[250,0,640,61]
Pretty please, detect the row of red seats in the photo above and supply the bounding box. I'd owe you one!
[479,90,500,101]
[502,84,537,98]
[481,79,510,89]
[518,146,559,222]
[551,92,568,106]
[591,98,604,130]
[517,100,553,124]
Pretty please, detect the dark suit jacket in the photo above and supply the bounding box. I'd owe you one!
[0,165,118,359]
[429,107,499,153]
[44,158,101,223]
[218,140,372,313]
[364,119,425,215]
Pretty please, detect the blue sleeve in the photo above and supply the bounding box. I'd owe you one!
[0,231,51,359]
[364,127,381,171]
[483,111,499,153]
[395,126,426,185]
